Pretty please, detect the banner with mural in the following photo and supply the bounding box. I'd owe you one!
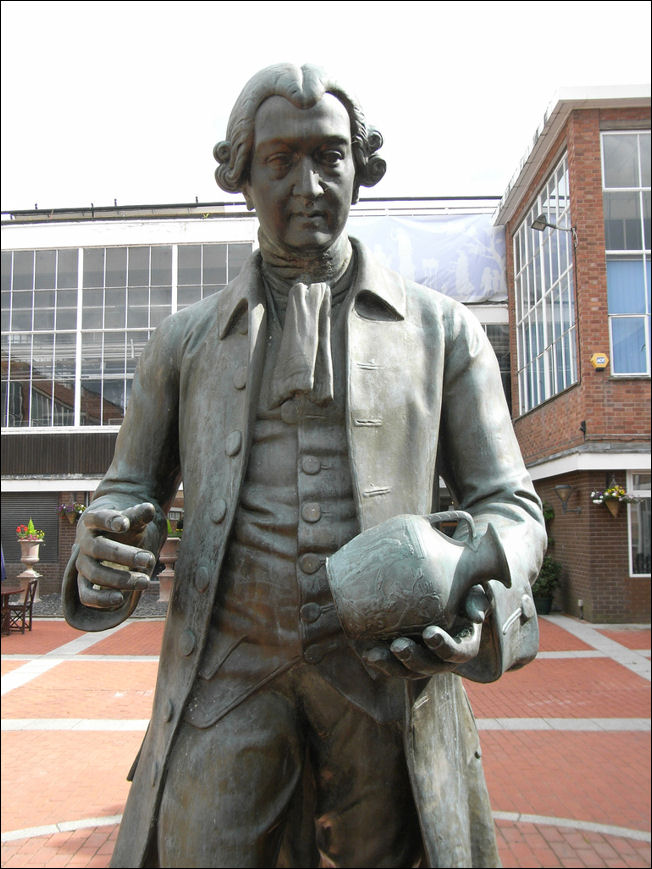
[347,212,507,304]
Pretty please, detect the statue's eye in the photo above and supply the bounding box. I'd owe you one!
[320,149,344,167]
[266,153,293,172]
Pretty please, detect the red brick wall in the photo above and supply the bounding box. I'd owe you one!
[536,472,650,623]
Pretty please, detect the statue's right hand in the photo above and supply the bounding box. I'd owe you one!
[75,503,157,610]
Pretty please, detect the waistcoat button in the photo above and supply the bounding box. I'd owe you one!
[225,431,242,456]
[195,565,210,592]
[211,498,227,524]
[280,400,298,425]
[299,553,322,574]
[301,502,321,523]
[179,628,196,657]
[233,367,247,390]
[300,602,321,623]
[301,455,321,475]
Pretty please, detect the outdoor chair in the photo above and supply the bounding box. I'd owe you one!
[7,579,38,633]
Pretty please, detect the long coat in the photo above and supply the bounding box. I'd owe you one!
[63,239,546,868]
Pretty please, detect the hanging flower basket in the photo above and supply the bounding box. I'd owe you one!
[59,502,86,524]
[604,499,620,518]
[590,482,637,517]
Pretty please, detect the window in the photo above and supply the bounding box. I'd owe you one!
[628,472,650,576]
[602,131,651,375]
[513,154,577,414]
[1,242,253,429]
[483,323,511,412]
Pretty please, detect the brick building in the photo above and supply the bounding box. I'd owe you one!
[494,86,650,622]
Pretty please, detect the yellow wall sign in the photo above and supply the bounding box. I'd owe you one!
[590,352,609,370]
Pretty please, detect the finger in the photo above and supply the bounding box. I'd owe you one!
[362,646,411,679]
[122,502,156,532]
[76,552,152,592]
[422,622,481,663]
[77,574,127,610]
[84,536,156,574]
[390,637,456,675]
[82,508,131,534]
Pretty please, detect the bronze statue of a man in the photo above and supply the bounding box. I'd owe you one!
[63,63,546,868]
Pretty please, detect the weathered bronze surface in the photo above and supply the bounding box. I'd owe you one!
[62,62,546,868]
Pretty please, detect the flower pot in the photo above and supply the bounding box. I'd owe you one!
[605,499,620,518]
[17,540,42,601]
[533,595,552,615]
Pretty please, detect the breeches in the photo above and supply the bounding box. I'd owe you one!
[158,662,421,868]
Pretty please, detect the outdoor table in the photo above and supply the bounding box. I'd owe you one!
[1,584,23,635]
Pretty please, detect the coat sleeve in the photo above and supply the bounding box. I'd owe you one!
[62,315,183,631]
[437,301,547,681]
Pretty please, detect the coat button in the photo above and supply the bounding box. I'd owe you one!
[301,502,321,523]
[195,565,210,592]
[152,760,159,787]
[225,431,242,456]
[300,602,321,623]
[303,646,324,664]
[281,400,298,425]
[163,698,174,722]
[299,553,322,574]
[179,629,196,657]
[211,498,227,524]
[301,455,321,475]
[233,367,247,390]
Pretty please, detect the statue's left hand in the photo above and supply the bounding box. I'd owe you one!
[362,585,490,679]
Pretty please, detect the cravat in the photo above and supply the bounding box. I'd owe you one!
[270,281,334,407]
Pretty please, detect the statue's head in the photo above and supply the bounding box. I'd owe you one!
[214,62,386,206]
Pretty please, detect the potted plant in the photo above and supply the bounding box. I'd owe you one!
[16,519,45,592]
[531,555,562,615]
[58,501,86,524]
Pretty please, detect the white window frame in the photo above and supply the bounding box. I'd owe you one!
[627,470,651,577]
[601,130,651,377]
[513,153,578,415]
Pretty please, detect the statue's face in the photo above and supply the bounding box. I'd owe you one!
[244,93,356,254]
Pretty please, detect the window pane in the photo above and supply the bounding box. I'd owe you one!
[57,249,78,289]
[1,251,11,291]
[603,192,642,250]
[35,250,56,290]
[611,317,647,373]
[106,247,127,287]
[178,245,201,285]
[83,249,104,288]
[203,244,227,285]
[630,497,650,574]
[151,246,172,285]
[227,243,251,280]
[128,247,149,287]
[606,259,646,313]
[13,251,34,291]
[640,133,651,187]
[603,134,639,187]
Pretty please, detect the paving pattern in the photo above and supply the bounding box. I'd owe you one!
[1,614,650,868]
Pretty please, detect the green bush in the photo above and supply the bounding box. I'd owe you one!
[532,555,562,597]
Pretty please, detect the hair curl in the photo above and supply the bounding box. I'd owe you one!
[214,63,386,204]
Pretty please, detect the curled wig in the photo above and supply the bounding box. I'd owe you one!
[214,63,386,204]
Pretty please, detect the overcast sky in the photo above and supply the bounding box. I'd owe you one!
[1,0,650,212]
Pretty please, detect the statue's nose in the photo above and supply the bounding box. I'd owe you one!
[292,158,323,198]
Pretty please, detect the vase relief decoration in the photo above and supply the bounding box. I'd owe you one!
[16,519,44,601]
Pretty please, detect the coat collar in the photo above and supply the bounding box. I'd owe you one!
[217,236,406,339]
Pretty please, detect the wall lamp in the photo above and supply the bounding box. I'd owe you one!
[531,213,578,248]
[554,483,582,514]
